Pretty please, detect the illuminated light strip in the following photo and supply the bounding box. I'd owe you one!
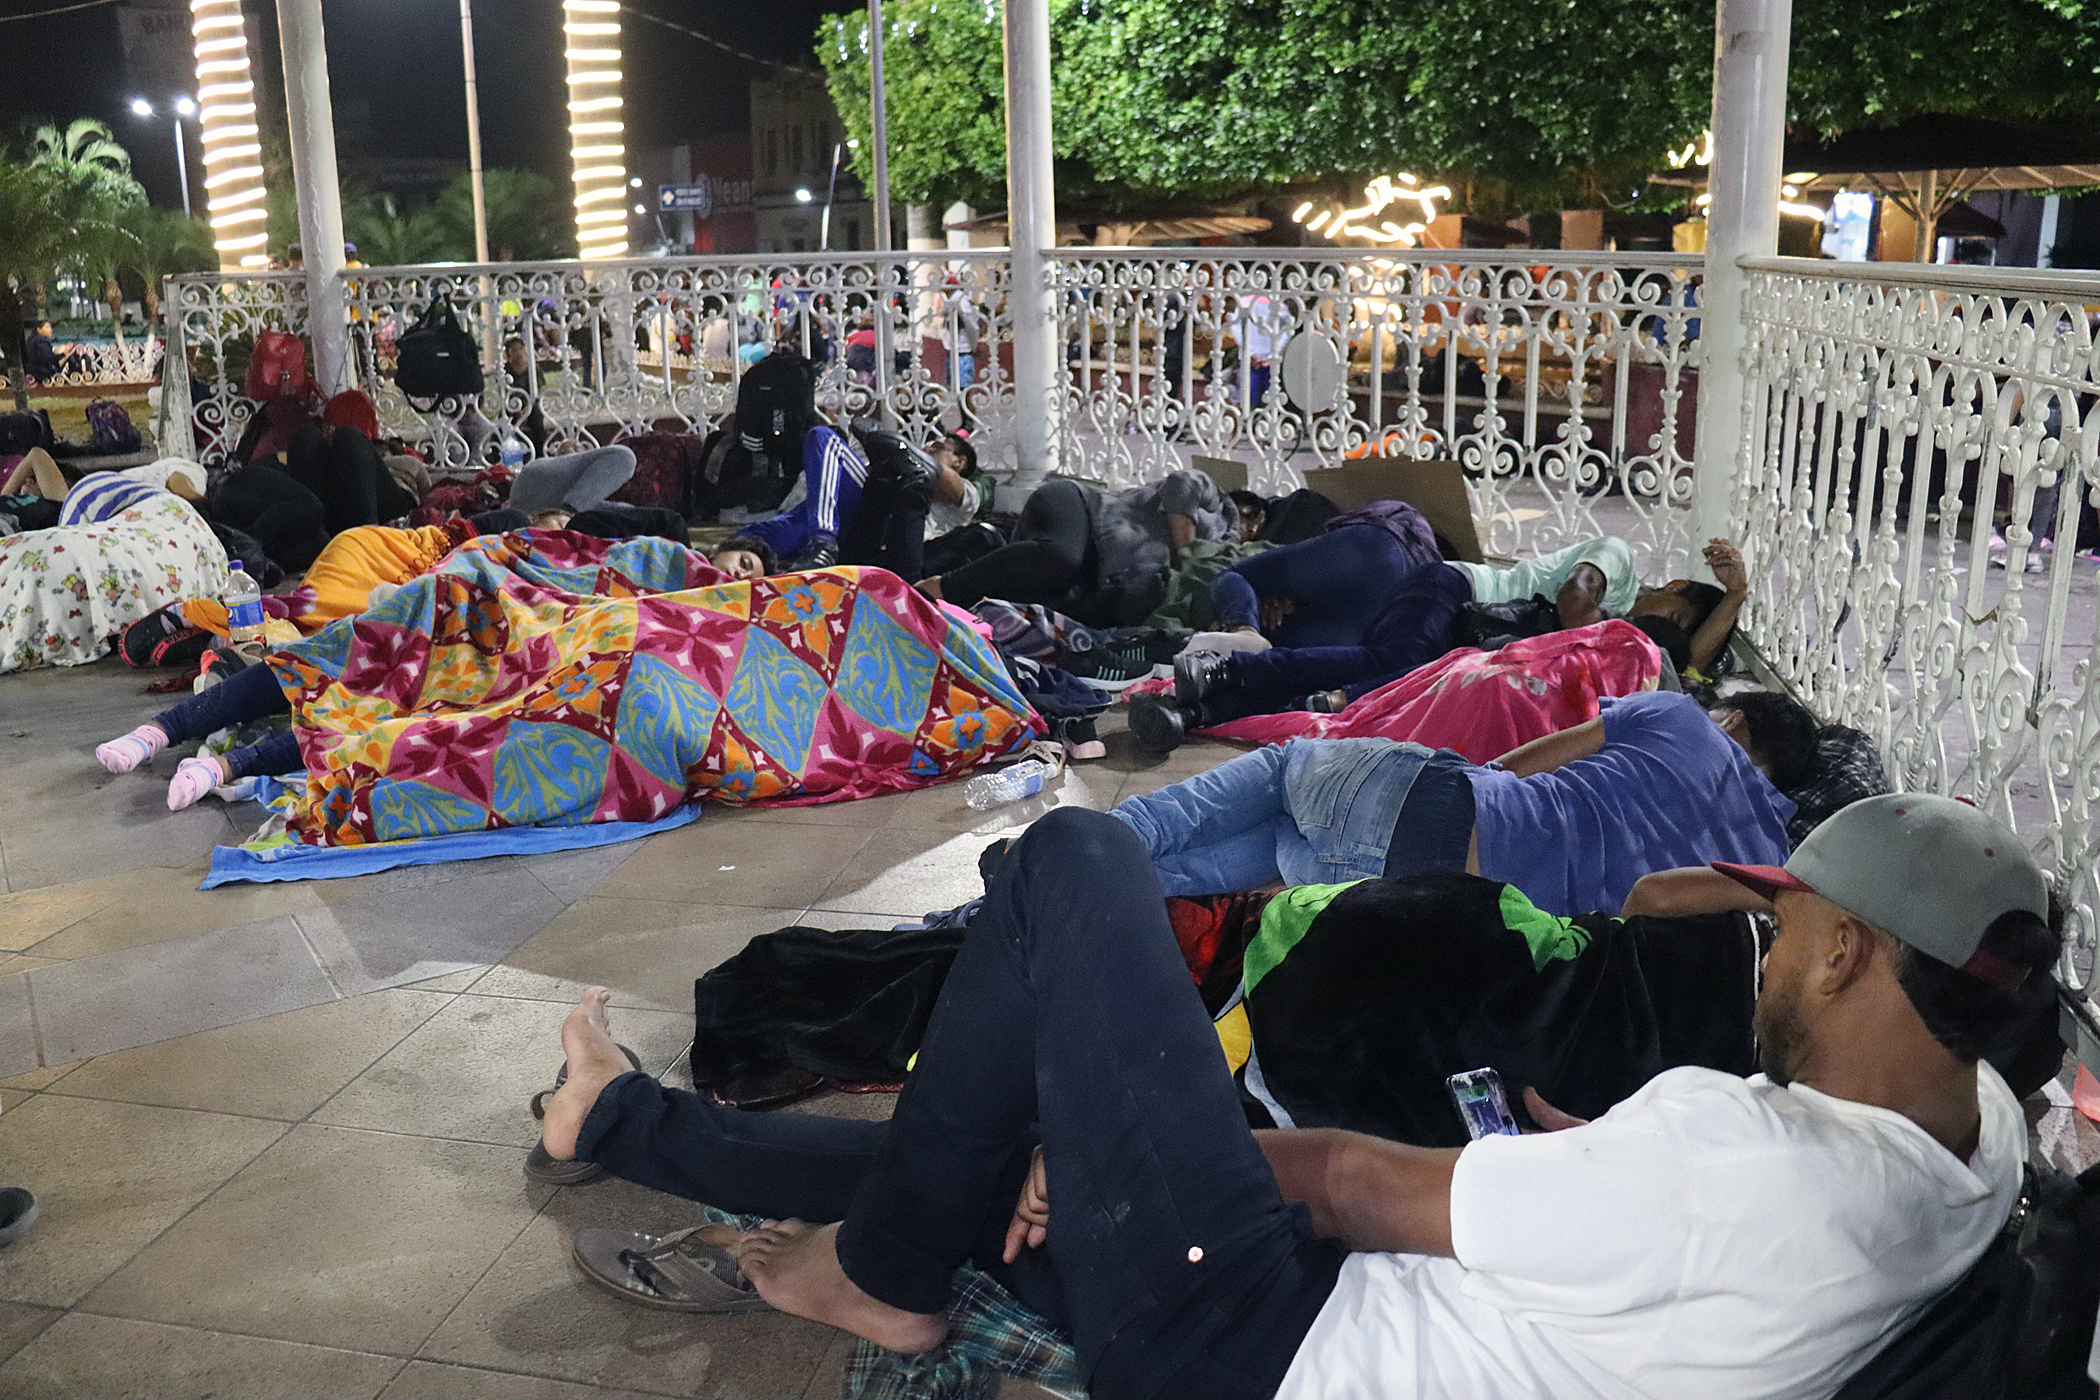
[192,0,270,271]
[1291,173,1451,248]
[564,0,626,258]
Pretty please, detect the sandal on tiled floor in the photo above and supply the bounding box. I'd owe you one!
[571,1223,773,1313]
[524,1042,642,1185]
[0,1188,37,1248]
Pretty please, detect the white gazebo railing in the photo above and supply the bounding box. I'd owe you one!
[1735,255,2100,1000]
[156,243,2100,1011]
[30,335,164,388]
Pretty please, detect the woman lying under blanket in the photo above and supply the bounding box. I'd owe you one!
[96,529,1040,841]
[0,452,228,673]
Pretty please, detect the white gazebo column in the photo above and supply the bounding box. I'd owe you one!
[1001,0,1059,489]
[1690,0,1791,556]
[274,0,350,393]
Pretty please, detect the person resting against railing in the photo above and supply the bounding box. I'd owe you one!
[1111,688,1814,917]
[96,528,1037,839]
[918,469,1240,628]
[530,795,2048,1400]
[1128,536,1748,751]
[713,420,969,581]
[0,452,227,673]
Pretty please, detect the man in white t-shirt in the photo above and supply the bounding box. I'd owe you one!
[537,797,2055,1400]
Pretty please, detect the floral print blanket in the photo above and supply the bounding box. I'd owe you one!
[268,530,1041,846]
[0,490,229,673]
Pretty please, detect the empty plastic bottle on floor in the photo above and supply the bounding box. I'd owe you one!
[224,567,266,660]
[963,759,1051,811]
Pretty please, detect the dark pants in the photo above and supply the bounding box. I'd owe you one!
[211,463,329,573]
[285,425,419,537]
[153,662,302,777]
[921,520,1009,578]
[937,479,1092,607]
[579,808,1339,1400]
[836,476,932,579]
[1211,524,1428,647]
[1202,562,1474,723]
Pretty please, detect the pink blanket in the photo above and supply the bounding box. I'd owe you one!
[1188,620,1663,763]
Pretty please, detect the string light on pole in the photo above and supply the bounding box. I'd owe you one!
[1290,173,1452,247]
[189,0,267,268]
[564,0,628,259]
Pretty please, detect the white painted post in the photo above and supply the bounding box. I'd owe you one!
[868,0,892,254]
[1001,0,1058,489]
[274,0,350,394]
[1691,0,1791,558]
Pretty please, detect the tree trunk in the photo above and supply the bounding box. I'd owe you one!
[0,283,27,410]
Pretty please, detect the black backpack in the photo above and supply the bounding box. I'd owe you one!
[1833,1160,2100,1400]
[733,350,817,461]
[0,409,55,456]
[394,293,484,403]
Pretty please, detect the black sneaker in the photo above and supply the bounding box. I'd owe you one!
[1174,650,1232,703]
[1065,645,1154,690]
[787,531,839,571]
[1126,695,1189,753]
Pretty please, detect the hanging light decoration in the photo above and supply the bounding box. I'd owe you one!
[1291,174,1452,247]
[564,0,628,259]
[189,0,268,269]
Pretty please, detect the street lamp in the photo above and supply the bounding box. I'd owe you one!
[128,95,200,219]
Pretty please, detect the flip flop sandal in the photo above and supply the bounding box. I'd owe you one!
[0,1188,38,1248]
[571,1223,773,1313]
[702,1065,826,1111]
[529,1041,643,1123]
[524,1042,642,1186]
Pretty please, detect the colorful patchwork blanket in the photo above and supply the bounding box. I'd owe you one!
[267,531,1041,846]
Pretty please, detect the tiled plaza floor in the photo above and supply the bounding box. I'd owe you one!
[0,655,1238,1398]
[3,654,2096,1399]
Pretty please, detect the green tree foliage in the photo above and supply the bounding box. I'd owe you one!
[0,161,67,408]
[118,205,216,320]
[819,0,2100,212]
[434,168,576,262]
[27,118,147,210]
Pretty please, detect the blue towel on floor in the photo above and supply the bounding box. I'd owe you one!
[201,774,703,888]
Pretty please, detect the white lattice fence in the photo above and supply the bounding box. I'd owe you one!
[1736,256,2100,996]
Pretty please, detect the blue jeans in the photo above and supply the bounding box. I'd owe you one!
[1211,524,1430,647]
[153,663,302,777]
[580,809,1339,1399]
[1113,737,1446,893]
[1202,562,1475,722]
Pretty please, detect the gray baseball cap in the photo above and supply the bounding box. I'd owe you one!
[1712,793,2047,989]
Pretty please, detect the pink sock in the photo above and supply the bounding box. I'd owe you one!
[167,756,223,811]
[96,724,168,774]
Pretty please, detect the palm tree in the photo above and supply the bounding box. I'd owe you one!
[28,119,145,210]
[0,161,67,409]
[435,168,575,262]
[119,205,215,322]
[349,208,454,266]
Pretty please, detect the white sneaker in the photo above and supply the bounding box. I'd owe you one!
[1182,629,1272,657]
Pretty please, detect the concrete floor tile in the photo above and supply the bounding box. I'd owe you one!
[25,865,321,961]
[29,916,339,1065]
[312,995,689,1148]
[809,828,1001,918]
[0,1096,286,1307]
[404,966,495,993]
[381,1359,663,1400]
[299,859,569,996]
[419,1181,840,1398]
[0,1061,77,1092]
[0,871,134,952]
[0,803,239,895]
[525,843,644,904]
[0,955,63,976]
[489,900,808,1012]
[0,970,35,1078]
[0,1301,63,1367]
[604,821,872,910]
[51,989,455,1120]
[0,1314,404,1400]
[81,1124,542,1355]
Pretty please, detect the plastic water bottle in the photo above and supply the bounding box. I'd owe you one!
[499,434,527,471]
[224,567,266,660]
[963,759,1051,811]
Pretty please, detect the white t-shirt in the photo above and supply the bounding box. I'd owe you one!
[1274,1063,2023,1400]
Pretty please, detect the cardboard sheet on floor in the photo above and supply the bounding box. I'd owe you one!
[199,774,702,888]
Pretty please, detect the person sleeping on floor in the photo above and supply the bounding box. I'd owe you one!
[528,796,2056,1400]
[1126,535,1750,751]
[1112,687,1817,918]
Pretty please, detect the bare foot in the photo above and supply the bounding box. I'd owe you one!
[539,988,633,1162]
[736,1220,946,1354]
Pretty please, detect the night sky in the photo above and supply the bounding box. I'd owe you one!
[0,0,841,206]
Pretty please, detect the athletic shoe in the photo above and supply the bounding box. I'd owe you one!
[787,532,839,571]
[1065,646,1154,690]
[1126,695,1189,753]
[1174,650,1232,704]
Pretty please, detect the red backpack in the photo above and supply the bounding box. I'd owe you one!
[245,329,313,401]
